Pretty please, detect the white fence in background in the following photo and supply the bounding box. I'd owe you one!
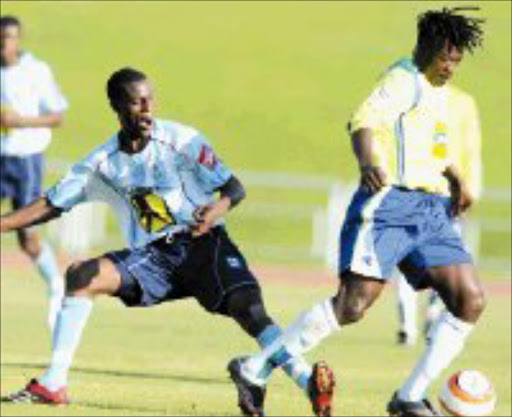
[44,158,511,275]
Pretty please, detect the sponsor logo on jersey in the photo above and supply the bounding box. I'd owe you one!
[199,145,218,170]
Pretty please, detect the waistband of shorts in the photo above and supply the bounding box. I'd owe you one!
[393,185,432,194]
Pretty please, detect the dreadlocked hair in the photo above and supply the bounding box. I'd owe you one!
[413,6,485,70]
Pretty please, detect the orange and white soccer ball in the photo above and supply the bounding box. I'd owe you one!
[439,370,497,416]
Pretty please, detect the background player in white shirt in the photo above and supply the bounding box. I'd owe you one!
[395,84,483,346]
[228,8,486,417]
[0,67,320,414]
[0,16,68,332]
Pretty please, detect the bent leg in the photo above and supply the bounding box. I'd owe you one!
[241,271,385,386]
[398,263,485,403]
[39,256,122,391]
[226,287,313,392]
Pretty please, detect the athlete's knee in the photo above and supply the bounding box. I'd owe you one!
[447,268,487,322]
[459,278,486,321]
[65,259,100,295]
[226,287,273,336]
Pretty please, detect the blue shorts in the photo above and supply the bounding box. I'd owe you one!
[339,186,472,289]
[106,226,259,315]
[0,153,44,209]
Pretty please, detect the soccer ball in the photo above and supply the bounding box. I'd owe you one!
[439,370,496,416]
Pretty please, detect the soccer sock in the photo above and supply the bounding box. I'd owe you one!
[425,290,444,326]
[243,299,340,386]
[34,242,65,332]
[40,297,93,391]
[398,310,474,402]
[257,324,312,392]
[396,274,418,342]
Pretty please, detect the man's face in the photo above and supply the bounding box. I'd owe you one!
[426,42,464,86]
[115,80,155,140]
[0,24,20,61]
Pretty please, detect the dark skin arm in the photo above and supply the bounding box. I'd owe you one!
[192,175,246,237]
[351,128,387,193]
[0,197,62,233]
[443,164,473,217]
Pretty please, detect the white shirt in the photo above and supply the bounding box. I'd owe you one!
[1,52,68,156]
[46,119,232,249]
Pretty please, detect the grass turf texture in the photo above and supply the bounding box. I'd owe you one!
[0,2,511,415]
[1,1,511,266]
[0,257,511,416]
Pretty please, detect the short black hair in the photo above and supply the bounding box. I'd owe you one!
[106,67,147,109]
[413,6,485,70]
[0,15,21,29]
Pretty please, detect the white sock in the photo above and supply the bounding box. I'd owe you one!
[242,299,340,386]
[396,274,418,343]
[40,297,93,391]
[425,290,444,325]
[34,242,65,332]
[398,311,474,402]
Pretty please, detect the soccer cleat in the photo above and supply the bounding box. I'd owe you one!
[387,391,440,416]
[0,379,69,405]
[227,357,266,417]
[308,361,336,417]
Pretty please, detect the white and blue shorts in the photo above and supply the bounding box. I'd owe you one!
[339,186,472,289]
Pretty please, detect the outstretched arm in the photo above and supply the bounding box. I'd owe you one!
[0,197,62,233]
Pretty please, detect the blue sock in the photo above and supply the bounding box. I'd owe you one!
[40,297,93,391]
[34,242,64,331]
[257,324,312,392]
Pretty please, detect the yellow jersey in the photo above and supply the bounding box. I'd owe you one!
[349,58,481,197]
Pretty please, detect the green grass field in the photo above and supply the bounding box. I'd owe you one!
[1,1,511,416]
[1,256,511,416]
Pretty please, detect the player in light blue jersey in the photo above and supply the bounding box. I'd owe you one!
[1,16,68,333]
[0,67,325,415]
[228,8,486,417]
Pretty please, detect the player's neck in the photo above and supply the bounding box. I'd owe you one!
[118,130,150,154]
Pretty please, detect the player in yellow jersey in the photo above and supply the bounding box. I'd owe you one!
[395,83,483,346]
[228,7,486,417]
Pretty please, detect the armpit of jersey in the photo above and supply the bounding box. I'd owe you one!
[349,64,418,134]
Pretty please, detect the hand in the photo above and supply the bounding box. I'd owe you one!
[449,180,473,217]
[191,205,216,237]
[192,199,231,237]
[360,165,387,193]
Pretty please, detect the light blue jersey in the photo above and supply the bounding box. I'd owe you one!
[46,119,232,248]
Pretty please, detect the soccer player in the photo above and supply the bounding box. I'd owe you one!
[1,15,68,331]
[0,67,326,415]
[228,7,486,417]
[395,82,483,346]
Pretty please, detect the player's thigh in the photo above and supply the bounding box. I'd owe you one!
[333,272,386,324]
[67,256,122,297]
[426,263,486,321]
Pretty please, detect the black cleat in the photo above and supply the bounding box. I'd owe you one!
[308,361,336,417]
[227,357,266,417]
[387,391,440,416]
